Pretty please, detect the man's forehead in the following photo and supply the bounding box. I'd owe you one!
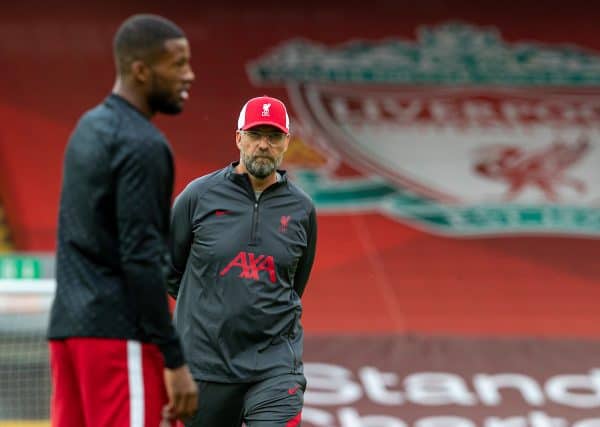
[163,37,189,50]
[141,38,188,68]
[162,38,189,55]
[150,37,189,61]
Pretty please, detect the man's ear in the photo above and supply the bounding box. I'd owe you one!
[235,131,242,149]
[130,60,151,83]
[281,134,291,153]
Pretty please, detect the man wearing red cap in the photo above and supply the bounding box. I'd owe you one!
[167,95,317,426]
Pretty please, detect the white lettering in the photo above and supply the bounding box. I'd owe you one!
[474,374,545,406]
[328,95,600,127]
[300,406,600,427]
[339,407,407,427]
[573,419,600,427]
[405,373,476,406]
[415,416,475,427]
[303,363,600,410]
[545,370,600,408]
[484,416,527,427]
[359,366,404,405]
[305,363,363,405]
[529,411,567,427]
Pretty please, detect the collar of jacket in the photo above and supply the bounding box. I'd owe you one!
[106,93,151,121]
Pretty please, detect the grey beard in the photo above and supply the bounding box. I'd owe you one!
[244,155,279,179]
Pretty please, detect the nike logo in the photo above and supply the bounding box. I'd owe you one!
[215,210,230,216]
[288,385,300,395]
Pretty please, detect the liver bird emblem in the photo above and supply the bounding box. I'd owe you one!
[473,136,590,201]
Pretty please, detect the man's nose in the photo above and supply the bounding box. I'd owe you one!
[183,66,195,82]
[257,137,270,148]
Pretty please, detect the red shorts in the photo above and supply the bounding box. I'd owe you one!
[49,337,173,427]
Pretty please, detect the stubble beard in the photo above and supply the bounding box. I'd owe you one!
[147,72,183,115]
[148,90,182,115]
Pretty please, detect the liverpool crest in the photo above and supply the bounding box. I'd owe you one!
[248,23,600,236]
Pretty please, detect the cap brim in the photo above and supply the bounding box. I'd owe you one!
[241,120,289,134]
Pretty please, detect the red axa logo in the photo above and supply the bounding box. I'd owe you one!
[220,251,276,283]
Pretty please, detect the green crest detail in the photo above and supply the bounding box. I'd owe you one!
[249,22,600,85]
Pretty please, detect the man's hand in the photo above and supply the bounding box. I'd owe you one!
[163,364,198,421]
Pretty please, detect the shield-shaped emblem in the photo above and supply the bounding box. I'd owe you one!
[248,23,600,236]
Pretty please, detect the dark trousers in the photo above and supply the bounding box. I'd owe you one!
[185,373,306,427]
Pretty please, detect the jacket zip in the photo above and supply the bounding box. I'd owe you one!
[248,181,280,246]
[250,201,259,245]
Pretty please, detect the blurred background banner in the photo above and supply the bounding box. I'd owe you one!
[0,0,599,424]
[302,336,600,426]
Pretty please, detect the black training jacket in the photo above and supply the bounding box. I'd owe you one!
[47,94,184,368]
[168,163,317,382]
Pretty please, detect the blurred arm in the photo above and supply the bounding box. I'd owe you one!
[116,148,183,368]
[293,205,317,297]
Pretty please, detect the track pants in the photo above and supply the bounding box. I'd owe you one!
[49,337,172,427]
[183,373,306,427]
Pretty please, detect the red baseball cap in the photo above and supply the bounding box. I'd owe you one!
[237,95,290,134]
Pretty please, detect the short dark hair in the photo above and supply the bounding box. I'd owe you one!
[113,14,185,75]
